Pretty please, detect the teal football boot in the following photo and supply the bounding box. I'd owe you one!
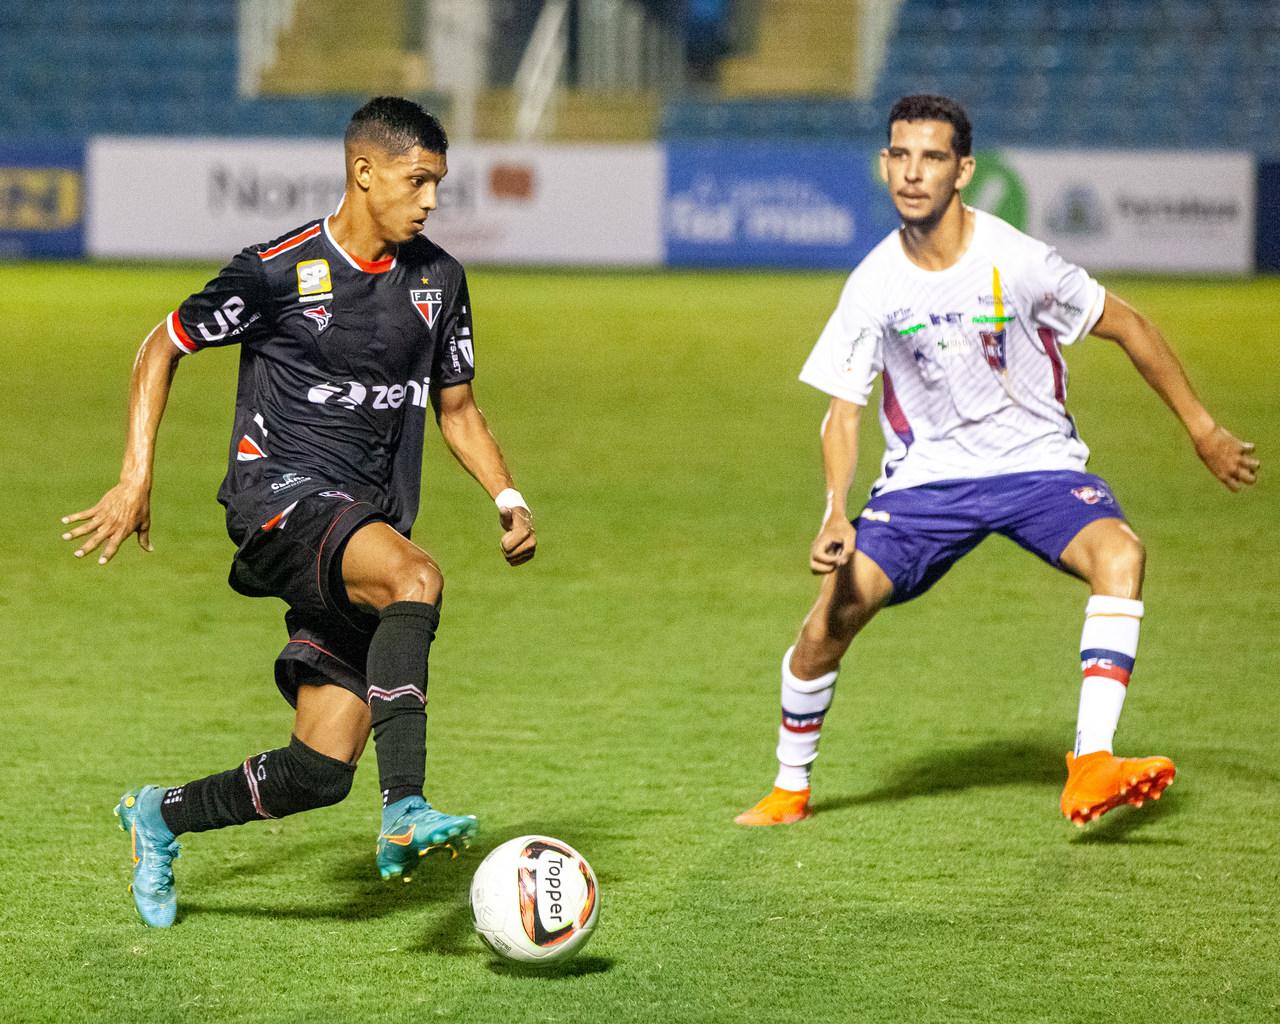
[376,795,477,881]
[114,786,180,928]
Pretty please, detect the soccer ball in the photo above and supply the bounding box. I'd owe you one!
[470,835,599,965]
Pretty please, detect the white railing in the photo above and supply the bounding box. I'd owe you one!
[237,0,299,97]
[513,0,571,140]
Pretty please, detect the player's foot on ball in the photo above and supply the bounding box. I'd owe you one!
[114,786,181,928]
[734,786,812,826]
[376,795,478,881]
[1060,751,1176,827]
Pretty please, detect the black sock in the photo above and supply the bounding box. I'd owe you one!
[159,736,356,835]
[366,601,438,807]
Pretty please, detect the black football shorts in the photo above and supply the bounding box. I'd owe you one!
[225,482,390,707]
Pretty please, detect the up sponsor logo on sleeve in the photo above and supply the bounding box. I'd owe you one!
[197,295,262,343]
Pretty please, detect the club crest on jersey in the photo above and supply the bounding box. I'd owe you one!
[302,304,332,332]
[410,288,443,328]
[297,259,332,297]
[979,329,1007,372]
[1072,485,1113,506]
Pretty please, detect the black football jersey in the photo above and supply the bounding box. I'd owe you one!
[167,216,475,534]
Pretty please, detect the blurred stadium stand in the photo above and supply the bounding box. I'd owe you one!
[1,0,1278,152]
[666,0,1280,155]
[0,0,375,138]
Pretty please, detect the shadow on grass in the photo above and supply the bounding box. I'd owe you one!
[180,843,474,922]
[483,955,614,979]
[1070,786,1183,844]
[179,819,609,933]
[813,739,1184,841]
[814,739,1066,814]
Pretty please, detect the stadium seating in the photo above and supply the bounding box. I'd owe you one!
[663,0,1280,155]
[2,0,1278,153]
[0,0,369,138]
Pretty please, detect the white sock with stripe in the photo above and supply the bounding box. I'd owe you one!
[1074,595,1143,756]
[774,646,838,792]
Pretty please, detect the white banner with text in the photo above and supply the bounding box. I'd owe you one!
[86,137,663,265]
[982,149,1256,273]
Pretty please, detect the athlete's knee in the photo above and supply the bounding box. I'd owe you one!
[368,557,443,608]
[1093,529,1146,594]
[252,737,356,818]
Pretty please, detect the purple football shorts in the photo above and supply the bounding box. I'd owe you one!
[853,470,1126,606]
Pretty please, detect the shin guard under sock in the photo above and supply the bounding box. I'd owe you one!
[1075,595,1143,756]
[159,735,356,835]
[774,646,838,792]
[366,600,438,806]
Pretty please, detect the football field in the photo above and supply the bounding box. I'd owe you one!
[1,264,1276,1023]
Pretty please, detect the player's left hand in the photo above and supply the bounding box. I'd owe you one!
[499,505,536,566]
[1194,425,1259,491]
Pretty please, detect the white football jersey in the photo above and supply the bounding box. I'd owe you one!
[799,209,1106,495]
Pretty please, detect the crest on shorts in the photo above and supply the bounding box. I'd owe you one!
[1072,485,1112,506]
[410,288,443,328]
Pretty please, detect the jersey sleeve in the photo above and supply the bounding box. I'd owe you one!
[431,270,476,388]
[166,248,273,355]
[797,272,884,405]
[1029,245,1106,347]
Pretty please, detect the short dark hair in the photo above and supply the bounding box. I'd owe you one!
[345,96,448,155]
[887,94,972,157]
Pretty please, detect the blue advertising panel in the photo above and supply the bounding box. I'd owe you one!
[1256,161,1280,272]
[0,140,85,258]
[664,143,894,268]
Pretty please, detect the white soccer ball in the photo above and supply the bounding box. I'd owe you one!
[470,835,600,965]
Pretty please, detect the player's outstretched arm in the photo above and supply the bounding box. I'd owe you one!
[810,398,864,574]
[60,322,183,563]
[432,382,535,566]
[1091,293,1259,491]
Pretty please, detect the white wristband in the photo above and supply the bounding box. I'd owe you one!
[494,487,529,511]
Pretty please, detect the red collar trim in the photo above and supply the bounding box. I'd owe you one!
[323,216,397,274]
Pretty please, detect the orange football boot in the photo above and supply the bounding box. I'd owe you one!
[734,786,812,826]
[1060,750,1176,827]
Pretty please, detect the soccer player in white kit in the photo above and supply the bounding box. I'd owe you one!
[735,95,1259,828]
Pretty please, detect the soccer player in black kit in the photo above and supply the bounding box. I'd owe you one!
[61,98,535,928]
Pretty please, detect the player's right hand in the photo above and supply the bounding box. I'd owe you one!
[60,482,153,565]
[809,517,857,574]
[1193,425,1259,492]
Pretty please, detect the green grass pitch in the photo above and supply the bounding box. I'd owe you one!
[0,263,1276,1023]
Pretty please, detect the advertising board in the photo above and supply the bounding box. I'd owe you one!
[980,150,1255,273]
[86,138,663,265]
[0,140,84,258]
[664,143,894,268]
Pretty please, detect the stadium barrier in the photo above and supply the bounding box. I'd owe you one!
[0,140,85,258]
[0,136,1251,272]
[86,137,663,265]
[1256,162,1280,272]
